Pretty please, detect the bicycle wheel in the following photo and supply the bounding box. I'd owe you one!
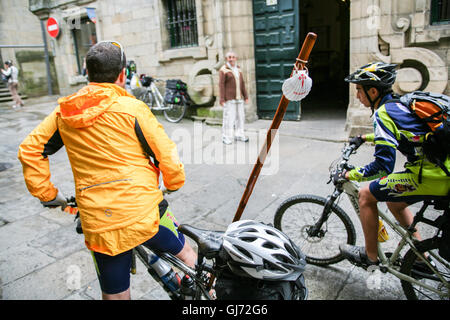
[274,194,356,266]
[164,100,187,123]
[400,238,450,300]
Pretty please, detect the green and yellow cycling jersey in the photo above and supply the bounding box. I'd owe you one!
[347,94,450,182]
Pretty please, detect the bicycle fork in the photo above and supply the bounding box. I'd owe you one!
[307,189,342,237]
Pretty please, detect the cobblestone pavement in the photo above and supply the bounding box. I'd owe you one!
[0,96,425,300]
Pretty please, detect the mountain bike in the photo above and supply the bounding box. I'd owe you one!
[59,195,308,300]
[137,76,189,123]
[274,143,450,300]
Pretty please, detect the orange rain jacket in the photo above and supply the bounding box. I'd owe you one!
[18,83,185,256]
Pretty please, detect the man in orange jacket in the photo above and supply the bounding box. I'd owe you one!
[18,41,196,300]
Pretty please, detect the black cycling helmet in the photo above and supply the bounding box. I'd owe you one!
[345,62,397,88]
[4,60,12,66]
[345,62,397,114]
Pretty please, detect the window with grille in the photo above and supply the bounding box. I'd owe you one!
[431,0,450,25]
[165,0,198,48]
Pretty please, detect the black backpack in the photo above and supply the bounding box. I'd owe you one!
[391,91,450,180]
[1,72,11,83]
[164,79,189,105]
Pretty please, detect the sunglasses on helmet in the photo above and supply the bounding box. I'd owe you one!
[97,40,125,67]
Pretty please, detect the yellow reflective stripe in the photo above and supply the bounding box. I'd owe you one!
[374,140,397,149]
[347,168,387,182]
[159,206,179,238]
[90,251,101,276]
[365,133,375,143]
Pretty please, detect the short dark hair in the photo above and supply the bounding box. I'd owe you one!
[86,42,126,83]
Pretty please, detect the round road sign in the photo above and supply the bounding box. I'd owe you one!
[46,17,60,38]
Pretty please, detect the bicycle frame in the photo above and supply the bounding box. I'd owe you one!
[67,198,214,300]
[334,178,449,297]
[132,242,214,300]
[145,82,172,111]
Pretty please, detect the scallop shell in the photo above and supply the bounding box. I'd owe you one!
[282,69,312,101]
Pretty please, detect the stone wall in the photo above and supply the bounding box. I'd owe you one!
[0,0,58,96]
[346,0,450,136]
[92,0,256,122]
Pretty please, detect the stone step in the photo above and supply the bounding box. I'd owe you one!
[0,91,13,97]
[0,94,28,103]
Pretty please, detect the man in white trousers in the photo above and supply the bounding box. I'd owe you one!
[219,51,249,144]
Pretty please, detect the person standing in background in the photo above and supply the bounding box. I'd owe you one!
[1,60,24,109]
[219,51,249,145]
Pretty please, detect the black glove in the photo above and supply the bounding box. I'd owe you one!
[349,135,365,148]
[332,170,348,185]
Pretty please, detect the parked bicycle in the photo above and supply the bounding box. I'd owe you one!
[136,75,189,123]
[274,143,449,300]
[56,195,308,300]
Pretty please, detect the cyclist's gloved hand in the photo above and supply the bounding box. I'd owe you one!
[349,135,365,148]
[344,164,355,171]
[160,185,177,195]
[332,170,347,185]
[41,190,67,211]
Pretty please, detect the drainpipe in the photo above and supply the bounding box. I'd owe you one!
[40,19,53,96]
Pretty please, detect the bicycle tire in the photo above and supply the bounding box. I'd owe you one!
[274,194,356,266]
[164,100,187,123]
[400,238,450,300]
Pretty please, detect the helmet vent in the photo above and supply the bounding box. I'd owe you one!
[263,259,284,272]
[284,243,298,258]
[262,242,277,249]
[265,229,278,237]
[236,245,253,260]
[273,253,291,264]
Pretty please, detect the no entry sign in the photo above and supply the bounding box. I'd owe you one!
[46,17,60,38]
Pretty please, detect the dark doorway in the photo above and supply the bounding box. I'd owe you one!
[299,0,350,120]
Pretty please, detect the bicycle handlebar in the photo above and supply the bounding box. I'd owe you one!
[342,143,358,161]
[327,143,359,186]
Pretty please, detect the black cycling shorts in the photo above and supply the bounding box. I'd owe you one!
[91,199,185,295]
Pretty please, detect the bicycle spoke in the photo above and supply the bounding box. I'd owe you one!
[276,196,355,265]
[401,242,450,300]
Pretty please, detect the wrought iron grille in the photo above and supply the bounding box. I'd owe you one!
[166,0,198,48]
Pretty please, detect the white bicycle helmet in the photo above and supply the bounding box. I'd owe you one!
[222,220,306,281]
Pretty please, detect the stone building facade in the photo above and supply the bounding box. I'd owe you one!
[23,0,450,135]
[347,0,450,135]
[28,0,257,123]
[0,0,58,97]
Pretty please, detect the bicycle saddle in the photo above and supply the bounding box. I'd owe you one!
[178,224,224,259]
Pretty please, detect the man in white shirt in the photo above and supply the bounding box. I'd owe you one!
[1,60,24,108]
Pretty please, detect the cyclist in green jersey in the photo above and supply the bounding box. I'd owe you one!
[338,62,450,267]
